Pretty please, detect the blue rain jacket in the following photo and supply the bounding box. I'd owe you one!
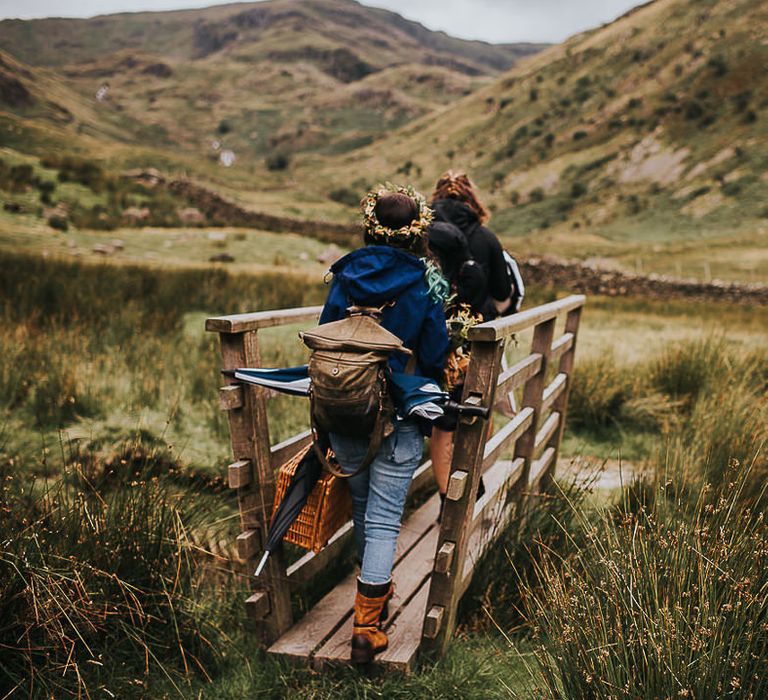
[319,246,449,383]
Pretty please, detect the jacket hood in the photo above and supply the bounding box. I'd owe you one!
[329,245,426,305]
[432,198,480,235]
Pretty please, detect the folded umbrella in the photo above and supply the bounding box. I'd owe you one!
[252,440,325,577]
[225,365,477,421]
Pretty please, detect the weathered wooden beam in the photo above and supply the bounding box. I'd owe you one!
[246,591,270,621]
[286,521,354,587]
[546,306,584,489]
[481,407,533,473]
[228,459,252,489]
[549,332,574,364]
[534,412,561,459]
[496,353,542,397]
[540,373,567,417]
[217,329,293,645]
[513,318,557,496]
[468,295,586,341]
[445,470,469,501]
[434,541,455,575]
[529,447,557,488]
[423,605,444,640]
[269,429,312,470]
[219,384,244,411]
[237,529,260,560]
[424,339,505,655]
[206,305,323,334]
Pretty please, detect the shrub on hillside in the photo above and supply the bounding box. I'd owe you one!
[265,152,290,171]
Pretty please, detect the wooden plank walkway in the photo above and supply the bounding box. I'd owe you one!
[268,493,440,671]
[207,295,586,667]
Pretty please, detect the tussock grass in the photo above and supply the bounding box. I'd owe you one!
[517,339,768,698]
[0,453,241,698]
[523,462,768,699]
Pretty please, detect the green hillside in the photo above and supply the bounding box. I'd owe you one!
[312,0,767,280]
[1,0,766,282]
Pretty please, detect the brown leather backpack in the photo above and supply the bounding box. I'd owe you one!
[300,306,411,477]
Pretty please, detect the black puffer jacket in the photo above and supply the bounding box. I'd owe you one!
[430,198,511,319]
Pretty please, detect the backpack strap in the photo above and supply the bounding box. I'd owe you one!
[310,401,387,478]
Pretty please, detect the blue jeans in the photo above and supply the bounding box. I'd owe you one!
[330,419,423,585]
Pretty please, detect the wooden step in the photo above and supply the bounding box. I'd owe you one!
[268,492,440,669]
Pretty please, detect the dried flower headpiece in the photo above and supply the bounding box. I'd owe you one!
[361,182,434,241]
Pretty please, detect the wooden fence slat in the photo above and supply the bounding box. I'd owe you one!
[529,447,557,488]
[246,592,270,621]
[269,429,313,470]
[460,459,524,595]
[496,353,543,397]
[237,529,261,560]
[513,318,556,490]
[446,470,469,501]
[206,305,323,334]
[481,407,533,473]
[218,330,293,644]
[228,460,252,489]
[534,412,560,458]
[549,332,574,364]
[219,384,244,411]
[424,340,505,655]
[540,373,567,417]
[434,541,456,574]
[546,307,584,489]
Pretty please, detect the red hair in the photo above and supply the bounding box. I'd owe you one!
[431,170,489,224]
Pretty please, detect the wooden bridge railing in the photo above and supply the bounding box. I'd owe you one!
[205,293,585,659]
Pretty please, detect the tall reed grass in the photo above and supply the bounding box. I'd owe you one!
[0,453,241,698]
[518,338,768,698]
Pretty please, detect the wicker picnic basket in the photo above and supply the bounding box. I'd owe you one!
[272,444,352,553]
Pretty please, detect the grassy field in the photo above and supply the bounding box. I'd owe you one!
[1,248,767,698]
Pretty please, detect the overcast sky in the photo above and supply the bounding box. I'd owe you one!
[0,0,643,43]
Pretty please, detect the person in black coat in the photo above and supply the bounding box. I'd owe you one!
[428,171,512,506]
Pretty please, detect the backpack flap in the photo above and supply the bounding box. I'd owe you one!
[300,314,412,356]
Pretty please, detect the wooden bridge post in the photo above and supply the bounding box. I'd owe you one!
[543,306,583,489]
[513,317,556,512]
[422,339,505,655]
[216,328,293,643]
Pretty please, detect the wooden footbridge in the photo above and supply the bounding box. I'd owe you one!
[206,294,585,671]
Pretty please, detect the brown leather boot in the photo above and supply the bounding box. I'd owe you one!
[351,578,390,664]
[380,580,394,622]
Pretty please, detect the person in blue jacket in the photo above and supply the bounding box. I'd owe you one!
[319,184,449,663]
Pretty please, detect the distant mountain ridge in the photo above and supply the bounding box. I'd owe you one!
[0,0,546,164]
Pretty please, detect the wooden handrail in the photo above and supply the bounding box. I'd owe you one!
[206,305,323,334]
[468,294,585,341]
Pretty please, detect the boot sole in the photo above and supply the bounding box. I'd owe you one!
[351,642,388,665]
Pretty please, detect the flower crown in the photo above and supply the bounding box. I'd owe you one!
[361,182,434,241]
